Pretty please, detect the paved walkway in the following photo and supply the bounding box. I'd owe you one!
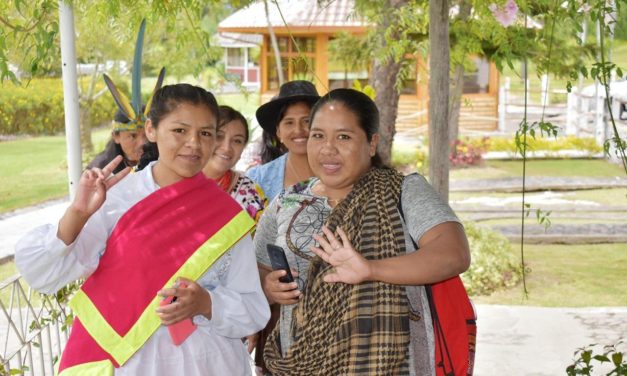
[451,176,627,193]
[475,305,627,375]
[0,198,68,261]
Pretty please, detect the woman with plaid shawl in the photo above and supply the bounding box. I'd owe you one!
[254,88,472,375]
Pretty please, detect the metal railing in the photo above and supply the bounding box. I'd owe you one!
[0,274,70,375]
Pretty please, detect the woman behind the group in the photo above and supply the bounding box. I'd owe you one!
[86,109,147,174]
[203,105,267,223]
[246,80,320,200]
[16,84,269,375]
[254,88,472,375]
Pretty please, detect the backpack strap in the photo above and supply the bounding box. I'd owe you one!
[397,178,456,375]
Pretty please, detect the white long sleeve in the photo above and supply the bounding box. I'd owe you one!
[14,169,142,295]
[196,235,270,338]
[13,163,268,375]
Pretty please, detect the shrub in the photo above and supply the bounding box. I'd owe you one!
[475,136,603,155]
[461,221,522,296]
[391,145,428,173]
[450,137,489,167]
[566,342,626,376]
[0,78,116,135]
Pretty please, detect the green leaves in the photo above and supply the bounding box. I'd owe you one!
[352,79,377,100]
[566,343,626,376]
[460,221,522,296]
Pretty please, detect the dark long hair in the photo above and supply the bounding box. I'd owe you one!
[137,84,219,170]
[86,109,134,173]
[258,99,312,164]
[309,88,384,167]
[218,105,249,143]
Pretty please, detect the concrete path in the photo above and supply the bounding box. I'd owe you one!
[0,199,67,260]
[451,176,627,193]
[475,305,627,375]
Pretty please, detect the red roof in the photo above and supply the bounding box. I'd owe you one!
[218,0,368,33]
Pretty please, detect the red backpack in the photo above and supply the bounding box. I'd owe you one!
[398,184,476,376]
[427,277,476,376]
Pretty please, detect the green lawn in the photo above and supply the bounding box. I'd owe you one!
[0,261,45,308]
[472,243,627,307]
[451,159,627,180]
[0,261,17,283]
[0,128,110,214]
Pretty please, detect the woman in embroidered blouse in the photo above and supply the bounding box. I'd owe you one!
[245,80,320,200]
[15,84,269,376]
[203,105,267,222]
[254,89,472,375]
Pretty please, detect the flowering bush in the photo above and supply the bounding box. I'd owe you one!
[391,145,428,174]
[488,0,519,27]
[449,137,489,167]
[0,78,116,135]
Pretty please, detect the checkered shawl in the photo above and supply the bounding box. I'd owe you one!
[265,167,410,375]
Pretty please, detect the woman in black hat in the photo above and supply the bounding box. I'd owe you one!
[246,80,320,200]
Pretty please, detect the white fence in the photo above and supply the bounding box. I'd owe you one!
[0,274,70,375]
[498,76,626,147]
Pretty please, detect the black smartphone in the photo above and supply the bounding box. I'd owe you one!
[266,244,295,283]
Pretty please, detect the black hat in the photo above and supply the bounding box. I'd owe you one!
[255,80,320,134]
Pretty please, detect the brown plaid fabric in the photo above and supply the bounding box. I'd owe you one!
[265,167,410,375]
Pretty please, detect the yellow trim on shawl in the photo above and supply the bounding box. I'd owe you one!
[57,359,113,376]
[68,211,254,366]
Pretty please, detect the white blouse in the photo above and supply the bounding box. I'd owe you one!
[15,162,270,376]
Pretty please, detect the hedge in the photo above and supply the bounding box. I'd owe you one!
[0,78,117,135]
[469,135,603,155]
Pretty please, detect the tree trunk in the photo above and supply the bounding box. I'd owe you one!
[449,63,465,150]
[78,59,101,154]
[370,0,407,166]
[428,0,450,202]
[448,0,472,149]
[79,103,94,153]
[372,60,402,165]
[264,0,284,86]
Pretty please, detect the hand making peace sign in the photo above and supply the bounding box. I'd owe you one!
[72,155,131,217]
[57,156,131,245]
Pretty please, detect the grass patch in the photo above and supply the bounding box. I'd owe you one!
[0,128,110,214]
[472,243,627,307]
[566,188,627,205]
[0,261,47,309]
[451,159,627,180]
[0,260,17,283]
[0,136,69,213]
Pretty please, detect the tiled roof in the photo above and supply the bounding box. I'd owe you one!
[217,32,263,48]
[218,0,368,30]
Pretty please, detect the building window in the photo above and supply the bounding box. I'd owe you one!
[328,35,369,90]
[227,48,245,67]
[463,57,490,94]
[266,36,316,89]
[399,58,417,95]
